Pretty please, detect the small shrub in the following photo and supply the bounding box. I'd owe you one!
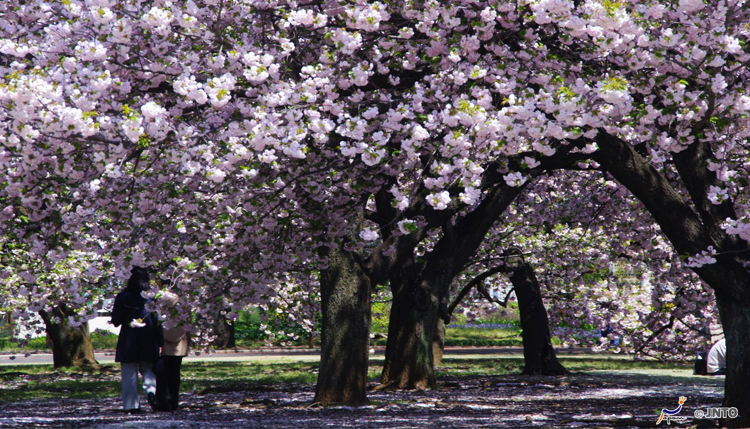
[371,301,391,333]
[0,336,11,351]
[233,321,266,342]
[90,331,118,349]
[26,337,49,351]
[232,308,318,347]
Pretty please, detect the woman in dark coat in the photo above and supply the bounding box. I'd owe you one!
[111,266,163,412]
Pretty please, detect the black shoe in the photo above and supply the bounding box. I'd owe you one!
[147,392,158,411]
[126,408,142,414]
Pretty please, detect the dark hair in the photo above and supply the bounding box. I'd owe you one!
[126,266,150,293]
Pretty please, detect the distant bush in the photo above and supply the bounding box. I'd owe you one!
[0,330,119,352]
[233,321,266,342]
[91,330,118,349]
[371,301,391,333]
[233,308,318,347]
[4,336,49,351]
[0,336,12,351]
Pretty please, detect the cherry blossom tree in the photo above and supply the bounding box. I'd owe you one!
[0,218,113,367]
[516,2,750,424]
[2,1,750,422]
[450,170,717,363]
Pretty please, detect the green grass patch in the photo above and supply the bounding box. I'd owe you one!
[558,357,691,371]
[435,356,690,378]
[0,365,121,401]
[444,327,523,347]
[0,355,695,403]
[14,379,121,400]
[372,326,524,347]
[181,361,320,390]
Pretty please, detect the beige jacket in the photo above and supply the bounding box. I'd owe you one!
[158,291,189,356]
[162,326,189,356]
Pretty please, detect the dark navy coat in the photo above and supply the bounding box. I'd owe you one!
[111,290,164,363]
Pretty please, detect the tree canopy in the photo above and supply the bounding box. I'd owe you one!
[2,0,750,423]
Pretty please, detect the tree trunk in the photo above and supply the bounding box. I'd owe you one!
[39,306,98,369]
[504,250,567,375]
[314,243,372,405]
[432,316,446,366]
[212,313,236,349]
[380,179,527,390]
[380,281,438,390]
[715,295,750,427]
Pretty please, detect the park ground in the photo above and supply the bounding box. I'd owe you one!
[0,348,729,428]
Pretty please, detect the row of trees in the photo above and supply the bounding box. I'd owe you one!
[1,0,748,425]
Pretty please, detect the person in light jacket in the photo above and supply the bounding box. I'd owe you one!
[111,266,163,413]
[707,338,727,375]
[157,284,189,411]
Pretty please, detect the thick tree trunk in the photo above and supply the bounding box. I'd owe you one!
[379,240,440,390]
[504,250,567,375]
[380,282,438,390]
[314,244,371,405]
[715,296,750,427]
[39,306,98,369]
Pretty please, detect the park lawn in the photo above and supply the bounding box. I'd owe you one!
[0,355,692,403]
[0,365,122,401]
[444,327,523,347]
[368,326,524,347]
[435,355,691,378]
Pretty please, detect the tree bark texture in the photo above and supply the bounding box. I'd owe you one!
[503,249,567,375]
[380,279,439,390]
[39,306,98,369]
[432,316,446,366]
[715,296,750,427]
[314,243,372,405]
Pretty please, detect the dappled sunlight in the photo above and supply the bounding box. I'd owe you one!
[0,369,725,428]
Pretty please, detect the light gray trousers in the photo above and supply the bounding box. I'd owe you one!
[120,361,157,410]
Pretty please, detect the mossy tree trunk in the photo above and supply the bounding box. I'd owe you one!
[432,316,446,366]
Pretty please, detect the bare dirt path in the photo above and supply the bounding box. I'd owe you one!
[0,369,726,428]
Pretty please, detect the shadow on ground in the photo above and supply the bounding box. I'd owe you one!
[0,370,726,428]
